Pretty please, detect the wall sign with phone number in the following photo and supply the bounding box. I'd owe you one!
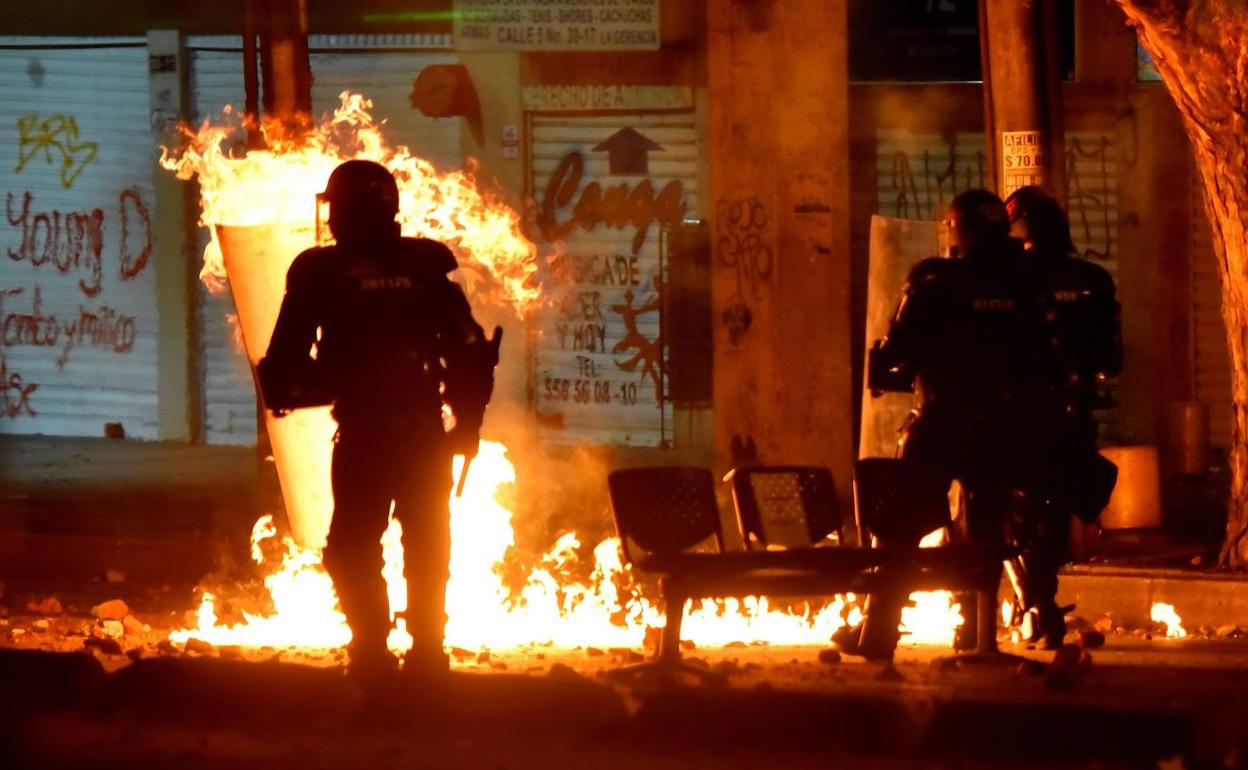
[543,377,639,406]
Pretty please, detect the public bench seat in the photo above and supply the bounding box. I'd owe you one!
[605,462,1011,679]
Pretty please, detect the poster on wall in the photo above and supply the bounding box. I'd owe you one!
[1000,130,1045,198]
[531,111,698,447]
[453,0,661,51]
[0,44,159,439]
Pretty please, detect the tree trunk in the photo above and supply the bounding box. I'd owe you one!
[1114,0,1248,566]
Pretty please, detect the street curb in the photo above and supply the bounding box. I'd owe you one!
[1056,566,1248,629]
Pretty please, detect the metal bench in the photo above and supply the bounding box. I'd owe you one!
[605,464,1009,680]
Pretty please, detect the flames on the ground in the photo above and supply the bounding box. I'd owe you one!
[172,441,963,654]
[161,92,964,658]
[1150,602,1188,639]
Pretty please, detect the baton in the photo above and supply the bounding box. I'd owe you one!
[455,454,473,497]
[453,326,502,498]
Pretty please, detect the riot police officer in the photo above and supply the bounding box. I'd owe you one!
[846,189,1046,661]
[259,160,497,683]
[1002,185,1120,647]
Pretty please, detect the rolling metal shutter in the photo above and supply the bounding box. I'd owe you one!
[0,39,161,439]
[531,112,699,447]
[1190,174,1231,448]
[187,36,463,445]
[874,129,988,221]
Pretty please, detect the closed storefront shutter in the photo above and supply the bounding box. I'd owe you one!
[531,111,699,447]
[0,39,161,438]
[874,128,988,221]
[187,36,463,445]
[1190,175,1231,448]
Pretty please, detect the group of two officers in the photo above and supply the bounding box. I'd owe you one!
[839,186,1121,662]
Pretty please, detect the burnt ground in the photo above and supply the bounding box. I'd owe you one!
[1,569,1246,770]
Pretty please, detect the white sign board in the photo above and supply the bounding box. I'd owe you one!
[1000,130,1044,198]
[531,113,697,446]
[454,0,661,51]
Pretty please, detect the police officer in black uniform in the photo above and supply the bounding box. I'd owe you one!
[847,189,1046,661]
[258,160,497,682]
[1002,185,1120,647]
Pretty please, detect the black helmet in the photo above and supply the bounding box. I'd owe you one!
[947,189,1010,256]
[1004,185,1075,255]
[320,159,399,217]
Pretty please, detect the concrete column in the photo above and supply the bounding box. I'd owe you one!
[147,30,198,442]
[980,0,1065,199]
[707,0,853,508]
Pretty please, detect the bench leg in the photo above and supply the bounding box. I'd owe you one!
[975,588,999,655]
[657,577,687,664]
[605,578,725,686]
[933,576,1030,669]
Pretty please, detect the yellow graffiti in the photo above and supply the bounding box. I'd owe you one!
[16,115,98,189]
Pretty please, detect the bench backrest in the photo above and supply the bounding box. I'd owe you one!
[853,457,952,544]
[726,466,840,549]
[607,466,724,565]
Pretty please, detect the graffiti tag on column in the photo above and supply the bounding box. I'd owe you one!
[611,277,664,392]
[716,196,772,343]
[1065,134,1114,262]
[884,136,986,220]
[16,115,99,189]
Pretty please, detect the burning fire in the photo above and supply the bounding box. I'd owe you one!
[160,91,539,313]
[162,91,964,659]
[173,441,963,653]
[1150,602,1188,639]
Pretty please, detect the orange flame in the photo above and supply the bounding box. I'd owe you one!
[172,441,963,654]
[159,92,540,314]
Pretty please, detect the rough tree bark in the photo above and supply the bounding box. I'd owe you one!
[1114,0,1248,566]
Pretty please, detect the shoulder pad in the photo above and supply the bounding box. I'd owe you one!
[399,237,458,274]
[286,245,336,284]
[1069,258,1115,289]
[906,256,956,285]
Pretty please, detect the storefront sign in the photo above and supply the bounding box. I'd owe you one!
[453,0,661,51]
[522,85,692,113]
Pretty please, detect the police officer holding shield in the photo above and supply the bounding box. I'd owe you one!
[259,160,499,684]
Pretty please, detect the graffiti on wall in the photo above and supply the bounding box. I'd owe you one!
[880,133,986,221]
[1065,133,1115,262]
[1,182,152,418]
[715,196,773,344]
[16,115,99,189]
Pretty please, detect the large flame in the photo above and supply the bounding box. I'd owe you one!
[163,93,963,658]
[172,441,963,653]
[160,92,539,313]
